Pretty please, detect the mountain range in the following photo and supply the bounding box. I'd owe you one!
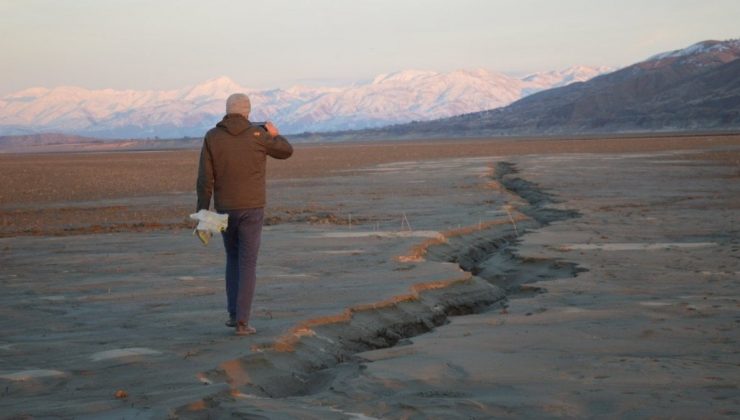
[0,66,611,138]
[343,39,740,140]
[2,39,737,144]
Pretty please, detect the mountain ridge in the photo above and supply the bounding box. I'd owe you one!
[0,66,611,138]
[326,39,740,140]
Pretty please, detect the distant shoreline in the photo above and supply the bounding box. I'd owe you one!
[2,129,740,155]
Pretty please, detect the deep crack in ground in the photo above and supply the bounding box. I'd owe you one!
[185,160,587,408]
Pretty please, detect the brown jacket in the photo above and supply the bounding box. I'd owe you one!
[196,114,293,211]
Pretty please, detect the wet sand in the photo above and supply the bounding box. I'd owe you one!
[0,135,739,418]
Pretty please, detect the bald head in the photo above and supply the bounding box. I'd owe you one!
[226,93,251,119]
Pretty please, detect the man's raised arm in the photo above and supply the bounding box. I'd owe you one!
[264,121,293,160]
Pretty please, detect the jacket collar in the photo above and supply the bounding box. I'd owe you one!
[217,114,252,135]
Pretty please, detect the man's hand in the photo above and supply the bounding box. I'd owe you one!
[264,121,279,137]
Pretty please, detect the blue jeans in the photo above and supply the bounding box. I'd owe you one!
[221,208,264,324]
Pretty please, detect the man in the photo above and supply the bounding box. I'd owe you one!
[196,93,293,336]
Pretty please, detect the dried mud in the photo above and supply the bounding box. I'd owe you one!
[1,134,738,418]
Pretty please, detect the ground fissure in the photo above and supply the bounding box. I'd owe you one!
[186,161,585,407]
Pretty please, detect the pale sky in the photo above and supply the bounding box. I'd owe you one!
[1,0,739,94]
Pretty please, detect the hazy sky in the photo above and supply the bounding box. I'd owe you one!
[1,0,738,94]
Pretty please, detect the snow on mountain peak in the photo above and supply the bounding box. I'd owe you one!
[0,65,614,138]
[520,65,613,93]
[371,69,439,85]
[646,39,740,62]
[181,76,245,101]
[5,87,50,100]
[202,76,241,88]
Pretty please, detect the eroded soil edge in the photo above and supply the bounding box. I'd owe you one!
[179,161,585,412]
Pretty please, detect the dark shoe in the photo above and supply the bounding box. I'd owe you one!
[235,322,257,336]
[225,316,236,328]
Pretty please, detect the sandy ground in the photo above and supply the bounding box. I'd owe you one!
[0,135,739,418]
[0,134,738,237]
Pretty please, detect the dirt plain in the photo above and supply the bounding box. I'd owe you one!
[0,134,738,237]
[0,134,739,418]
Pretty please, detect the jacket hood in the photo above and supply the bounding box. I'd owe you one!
[217,114,252,135]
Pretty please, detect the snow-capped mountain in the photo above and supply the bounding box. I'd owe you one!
[355,39,740,140]
[285,69,525,132]
[520,65,614,95]
[0,66,612,138]
[646,39,740,62]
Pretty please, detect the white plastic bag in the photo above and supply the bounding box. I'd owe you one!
[189,210,228,245]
